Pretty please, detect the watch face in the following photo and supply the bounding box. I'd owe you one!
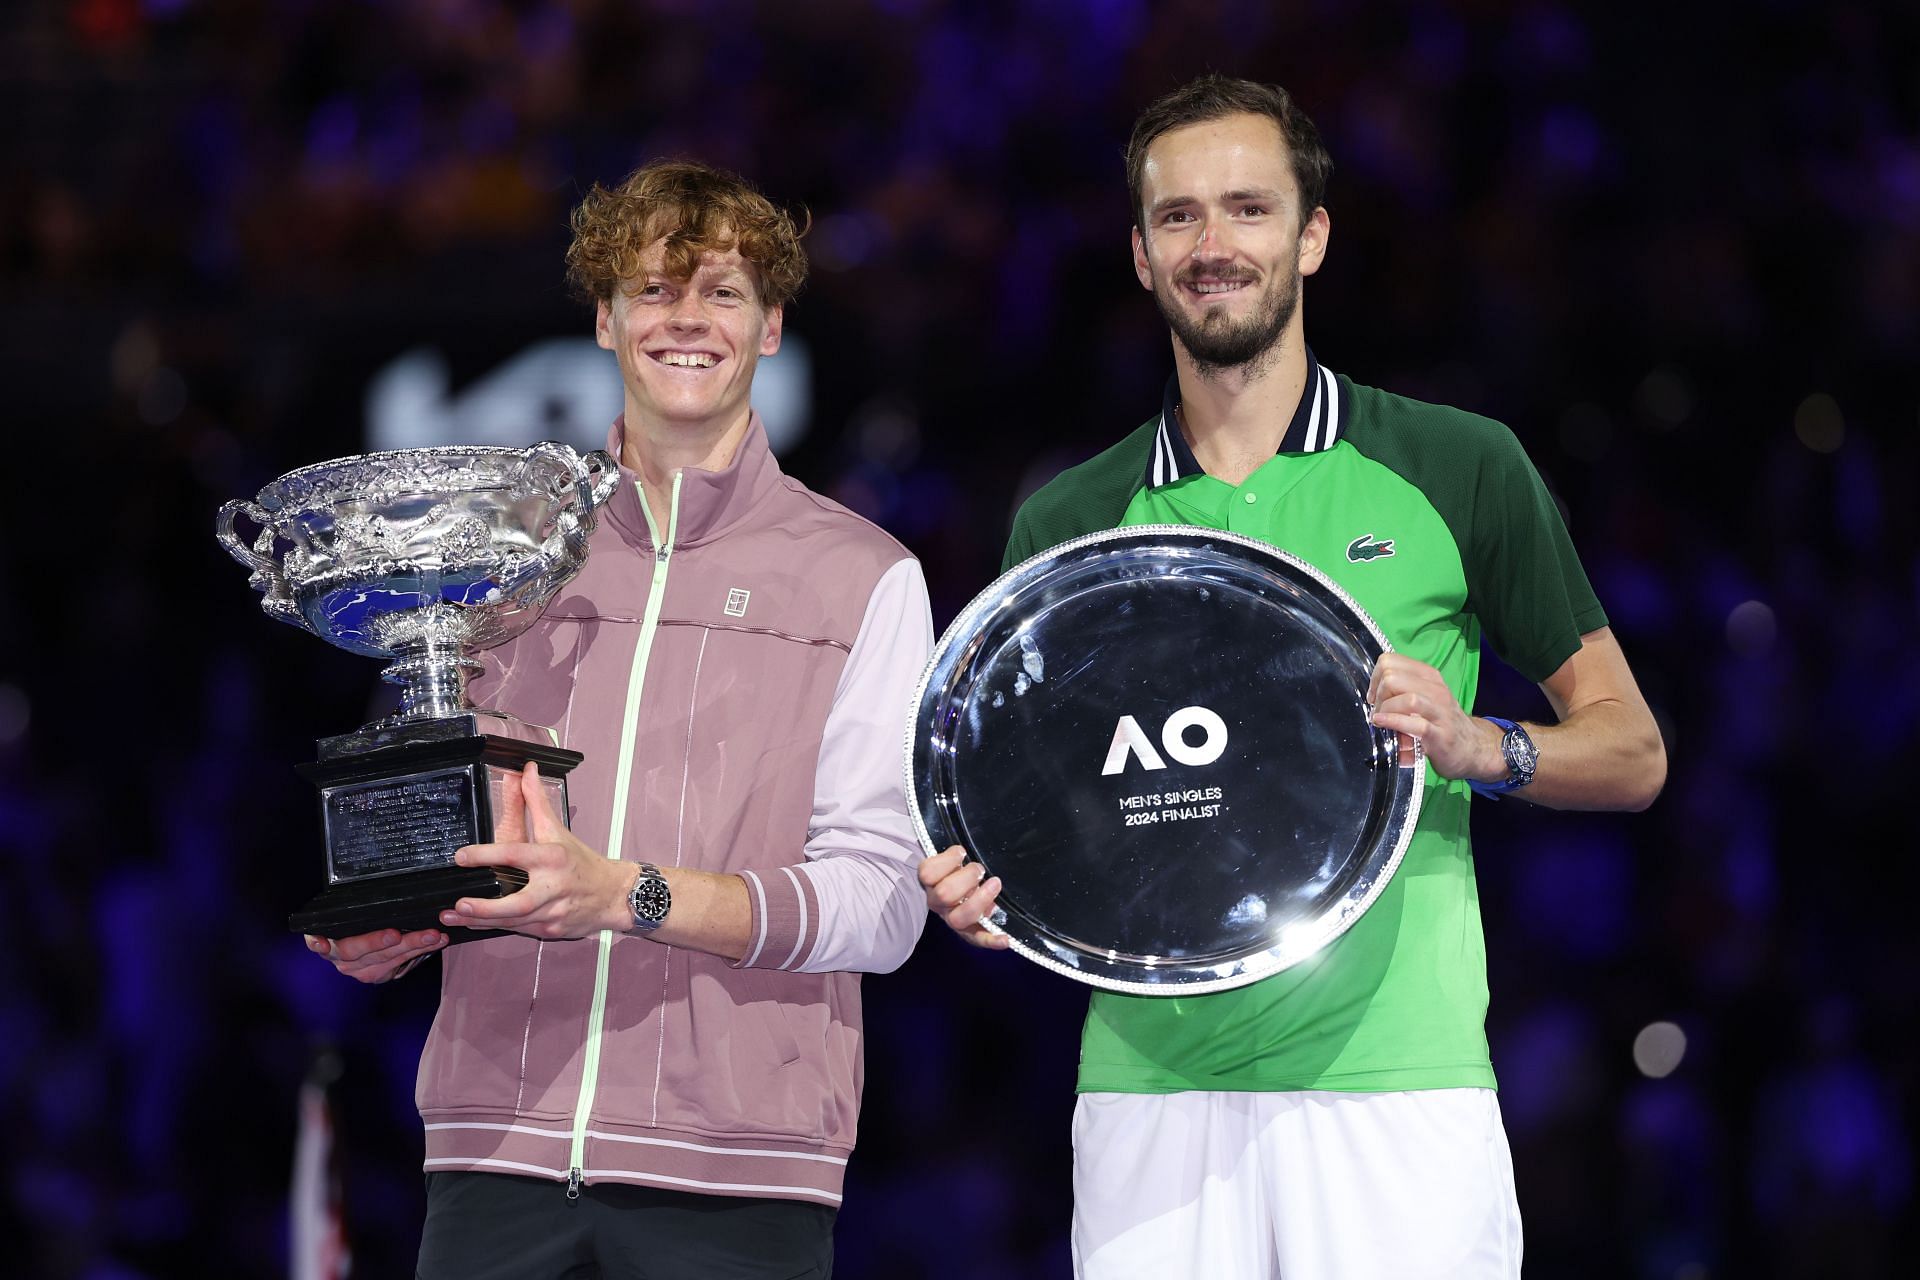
[632,877,671,924]
[1505,727,1538,777]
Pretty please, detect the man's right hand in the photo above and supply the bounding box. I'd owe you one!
[305,928,448,983]
[917,846,1010,950]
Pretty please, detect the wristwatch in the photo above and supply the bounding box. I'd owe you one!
[626,862,672,932]
[1468,716,1537,799]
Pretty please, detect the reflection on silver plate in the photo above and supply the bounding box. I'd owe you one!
[908,526,1424,995]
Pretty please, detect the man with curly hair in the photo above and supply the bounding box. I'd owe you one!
[309,160,933,1279]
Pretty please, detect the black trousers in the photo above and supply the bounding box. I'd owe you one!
[417,1171,836,1280]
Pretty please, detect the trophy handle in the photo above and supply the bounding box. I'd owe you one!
[521,443,617,555]
[581,448,618,513]
[519,442,598,513]
[215,499,282,578]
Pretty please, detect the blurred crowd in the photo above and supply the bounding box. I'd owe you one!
[1,1,1915,1277]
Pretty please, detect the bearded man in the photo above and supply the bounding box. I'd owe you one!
[921,74,1665,1280]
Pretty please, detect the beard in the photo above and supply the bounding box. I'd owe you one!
[1152,262,1299,375]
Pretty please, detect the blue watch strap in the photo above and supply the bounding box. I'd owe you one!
[1468,716,1524,799]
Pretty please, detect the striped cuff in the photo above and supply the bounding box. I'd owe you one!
[734,865,822,970]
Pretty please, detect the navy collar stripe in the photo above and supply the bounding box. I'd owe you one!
[1309,364,1341,451]
[1145,348,1345,490]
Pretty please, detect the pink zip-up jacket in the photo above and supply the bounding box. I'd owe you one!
[415,415,933,1207]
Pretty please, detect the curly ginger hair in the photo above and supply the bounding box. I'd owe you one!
[565,160,808,307]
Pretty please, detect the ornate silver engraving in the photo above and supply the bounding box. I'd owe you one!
[432,516,494,564]
[216,442,619,722]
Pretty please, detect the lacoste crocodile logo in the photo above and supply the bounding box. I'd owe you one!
[1346,534,1395,563]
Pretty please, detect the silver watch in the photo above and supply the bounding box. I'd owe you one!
[626,862,671,932]
[1469,716,1537,798]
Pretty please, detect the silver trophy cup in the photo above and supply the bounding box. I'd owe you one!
[217,442,619,941]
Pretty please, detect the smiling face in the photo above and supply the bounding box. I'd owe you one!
[1131,112,1328,373]
[594,237,783,438]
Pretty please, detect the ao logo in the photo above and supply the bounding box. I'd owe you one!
[1101,705,1229,776]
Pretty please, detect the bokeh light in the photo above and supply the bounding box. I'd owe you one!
[1794,392,1845,453]
[1633,1021,1689,1079]
[1725,600,1777,656]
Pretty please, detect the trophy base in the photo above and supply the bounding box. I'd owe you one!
[291,723,582,944]
[316,709,559,760]
[289,865,531,943]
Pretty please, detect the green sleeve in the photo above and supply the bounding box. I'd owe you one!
[997,418,1160,573]
[1463,427,1608,683]
[1001,506,1039,574]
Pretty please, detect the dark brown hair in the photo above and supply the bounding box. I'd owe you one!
[1124,74,1333,227]
[565,160,808,307]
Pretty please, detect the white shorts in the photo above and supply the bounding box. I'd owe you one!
[1071,1088,1521,1280]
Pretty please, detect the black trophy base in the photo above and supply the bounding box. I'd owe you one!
[289,864,531,943]
[290,726,582,945]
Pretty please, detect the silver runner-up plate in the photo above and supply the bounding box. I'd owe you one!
[908,526,1425,995]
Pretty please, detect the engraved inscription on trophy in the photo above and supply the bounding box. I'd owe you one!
[324,771,476,881]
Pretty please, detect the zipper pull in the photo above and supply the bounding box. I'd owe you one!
[655,542,669,563]
[566,1167,583,1200]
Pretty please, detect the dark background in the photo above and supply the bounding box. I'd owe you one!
[2,1,1915,1276]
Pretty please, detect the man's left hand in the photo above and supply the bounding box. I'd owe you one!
[440,761,627,939]
[1367,653,1502,783]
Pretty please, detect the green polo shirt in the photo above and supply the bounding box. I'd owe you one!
[1004,356,1606,1094]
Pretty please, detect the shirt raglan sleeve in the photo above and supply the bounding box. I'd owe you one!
[733,556,934,974]
[1001,506,1038,573]
[1464,423,1610,684]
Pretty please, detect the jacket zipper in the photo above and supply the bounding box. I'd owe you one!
[566,471,681,1198]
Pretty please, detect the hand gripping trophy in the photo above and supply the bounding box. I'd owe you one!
[217,442,618,941]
